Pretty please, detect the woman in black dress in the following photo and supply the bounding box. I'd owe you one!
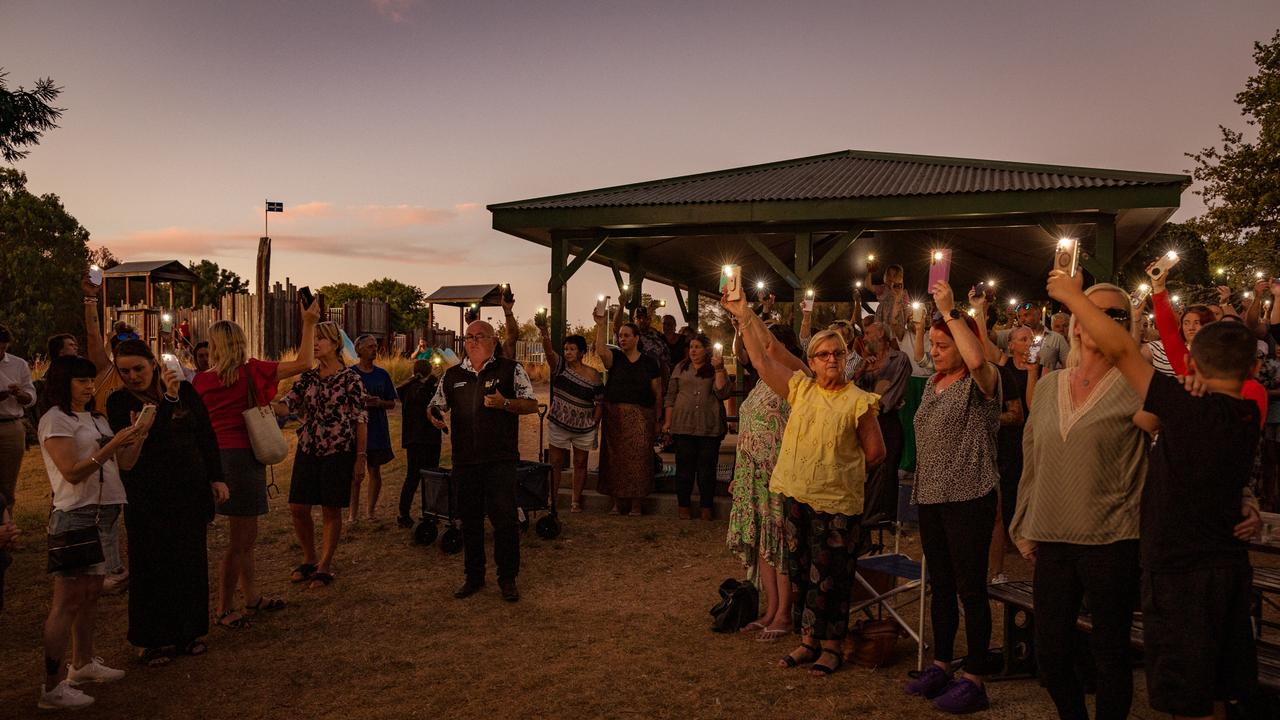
[107,340,227,665]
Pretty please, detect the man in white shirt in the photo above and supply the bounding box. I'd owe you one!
[0,324,37,512]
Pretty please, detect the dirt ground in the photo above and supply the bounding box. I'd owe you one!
[0,385,1269,719]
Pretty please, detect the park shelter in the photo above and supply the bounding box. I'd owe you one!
[102,260,200,308]
[425,283,507,332]
[489,149,1190,347]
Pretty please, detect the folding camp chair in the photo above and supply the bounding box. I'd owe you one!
[850,487,928,671]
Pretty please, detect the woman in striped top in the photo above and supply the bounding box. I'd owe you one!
[539,318,603,513]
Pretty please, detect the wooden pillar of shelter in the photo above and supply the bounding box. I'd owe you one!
[686,285,699,327]
[549,236,569,351]
[792,233,811,334]
[124,277,131,305]
[1095,214,1117,283]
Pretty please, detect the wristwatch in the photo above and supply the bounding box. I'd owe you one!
[948,309,963,320]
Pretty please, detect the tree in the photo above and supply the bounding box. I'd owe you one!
[316,282,363,307]
[1118,222,1216,304]
[0,70,63,163]
[1188,30,1280,283]
[184,259,249,308]
[88,245,120,270]
[0,168,90,358]
[363,278,429,333]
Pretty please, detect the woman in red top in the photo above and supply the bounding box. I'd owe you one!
[192,298,319,628]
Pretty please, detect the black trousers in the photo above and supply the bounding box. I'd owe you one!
[1032,540,1139,720]
[918,490,997,674]
[864,413,904,521]
[397,442,441,519]
[674,434,720,509]
[455,461,519,584]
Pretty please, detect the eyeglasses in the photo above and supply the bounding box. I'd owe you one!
[811,350,848,362]
[1102,308,1131,325]
[1014,302,1036,312]
[462,334,492,343]
[891,282,904,289]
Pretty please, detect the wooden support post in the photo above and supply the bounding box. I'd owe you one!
[803,228,864,284]
[687,286,700,328]
[124,277,131,305]
[1093,214,1117,283]
[549,235,610,292]
[550,236,569,351]
[145,276,152,306]
[255,237,271,358]
[793,233,811,334]
[745,235,803,289]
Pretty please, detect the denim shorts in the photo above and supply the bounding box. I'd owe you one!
[47,504,122,578]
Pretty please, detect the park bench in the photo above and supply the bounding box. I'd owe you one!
[987,580,1280,694]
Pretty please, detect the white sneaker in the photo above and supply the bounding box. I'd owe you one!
[990,573,1009,585]
[38,680,94,710]
[66,657,125,685]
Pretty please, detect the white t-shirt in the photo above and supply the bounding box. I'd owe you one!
[38,410,127,512]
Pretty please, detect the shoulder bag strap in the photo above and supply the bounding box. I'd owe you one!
[244,364,261,409]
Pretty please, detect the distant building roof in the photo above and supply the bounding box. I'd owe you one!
[489,149,1190,210]
[103,260,200,283]
[424,284,505,307]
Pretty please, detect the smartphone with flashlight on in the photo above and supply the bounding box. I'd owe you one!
[1054,238,1080,277]
[802,290,815,313]
[502,283,515,304]
[1027,335,1046,365]
[160,353,184,378]
[866,254,882,279]
[928,250,952,290]
[1146,251,1180,281]
[88,264,103,287]
[983,280,997,302]
[595,294,610,317]
[720,265,743,302]
[911,301,926,324]
[1130,284,1151,309]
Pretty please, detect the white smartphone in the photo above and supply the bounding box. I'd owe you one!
[1027,335,1045,364]
[88,264,103,286]
[1146,251,1180,281]
[135,404,157,428]
[911,301,926,324]
[595,294,610,316]
[1054,238,1080,277]
[160,353,184,377]
[720,265,742,302]
[1130,284,1151,309]
[802,289,815,313]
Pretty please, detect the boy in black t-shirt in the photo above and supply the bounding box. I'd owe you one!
[1049,271,1261,720]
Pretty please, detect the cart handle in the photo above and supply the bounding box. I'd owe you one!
[537,402,548,419]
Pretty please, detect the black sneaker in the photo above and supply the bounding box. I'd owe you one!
[453,580,485,599]
[499,580,520,603]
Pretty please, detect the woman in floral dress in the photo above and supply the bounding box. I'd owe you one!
[727,322,806,641]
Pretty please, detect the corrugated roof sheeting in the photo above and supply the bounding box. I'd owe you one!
[499,152,1187,210]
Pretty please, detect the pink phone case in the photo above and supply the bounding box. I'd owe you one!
[928,251,952,290]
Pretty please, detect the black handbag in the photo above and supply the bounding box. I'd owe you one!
[709,578,760,633]
[47,468,105,574]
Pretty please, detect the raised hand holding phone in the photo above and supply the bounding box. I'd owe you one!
[928,250,952,290]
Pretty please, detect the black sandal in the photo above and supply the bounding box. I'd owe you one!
[245,596,286,615]
[810,649,844,676]
[138,647,173,667]
[780,642,822,668]
[180,640,208,657]
[215,610,250,630]
[290,563,317,583]
[308,572,334,589]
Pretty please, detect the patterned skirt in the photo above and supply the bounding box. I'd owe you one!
[597,402,655,499]
[725,382,789,572]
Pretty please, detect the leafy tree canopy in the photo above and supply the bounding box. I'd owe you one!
[0,70,63,163]
[0,168,89,358]
[1189,29,1280,281]
[184,259,249,309]
[318,278,429,333]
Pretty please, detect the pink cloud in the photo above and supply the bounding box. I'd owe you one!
[287,201,334,218]
[369,0,414,22]
[357,203,457,228]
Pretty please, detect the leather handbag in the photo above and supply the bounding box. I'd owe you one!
[47,469,106,574]
[841,618,900,668]
[242,366,288,465]
[709,578,759,633]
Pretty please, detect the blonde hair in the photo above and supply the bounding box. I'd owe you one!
[315,321,346,363]
[806,329,846,358]
[208,320,248,387]
[1066,283,1136,368]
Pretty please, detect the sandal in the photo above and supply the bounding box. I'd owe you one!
[780,642,821,668]
[757,628,790,642]
[214,610,250,630]
[138,647,173,667]
[308,572,334,589]
[290,563,317,583]
[739,621,767,634]
[810,649,844,676]
[244,596,286,615]
[180,640,208,657]
[570,502,582,514]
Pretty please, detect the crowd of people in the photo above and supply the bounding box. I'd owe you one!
[1,255,1278,717]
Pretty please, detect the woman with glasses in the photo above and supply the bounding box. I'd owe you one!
[192,296,319,628]
[1009,283,1156,720]
[594,305,663,516]
[662,334,732,519]
[106,340,226,666]
[275,321,368,590]
[36,356,145,710]
[723,290,885,677]
[726,323,806,641]
[904,280,1001,714]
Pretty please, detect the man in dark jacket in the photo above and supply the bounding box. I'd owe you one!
[395,360,443,528]
[430,321,537,601]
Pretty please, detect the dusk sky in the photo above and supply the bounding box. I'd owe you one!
[5,0,1278,326]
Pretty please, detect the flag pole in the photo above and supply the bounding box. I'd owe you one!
[264,198,269,239]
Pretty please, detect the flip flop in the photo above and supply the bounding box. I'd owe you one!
[214,610,250,630]
[290,563,317,583]
[138,647,173,667]
[244,596,286,615]
[739,621,767,634]
[308,572,334,590]
[757,628,790,642]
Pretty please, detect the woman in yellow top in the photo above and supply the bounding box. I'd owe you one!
[724,291,885,677]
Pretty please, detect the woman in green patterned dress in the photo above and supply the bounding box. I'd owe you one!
[726,322,806,641]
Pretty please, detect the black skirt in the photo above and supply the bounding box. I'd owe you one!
[289,451,356,508]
